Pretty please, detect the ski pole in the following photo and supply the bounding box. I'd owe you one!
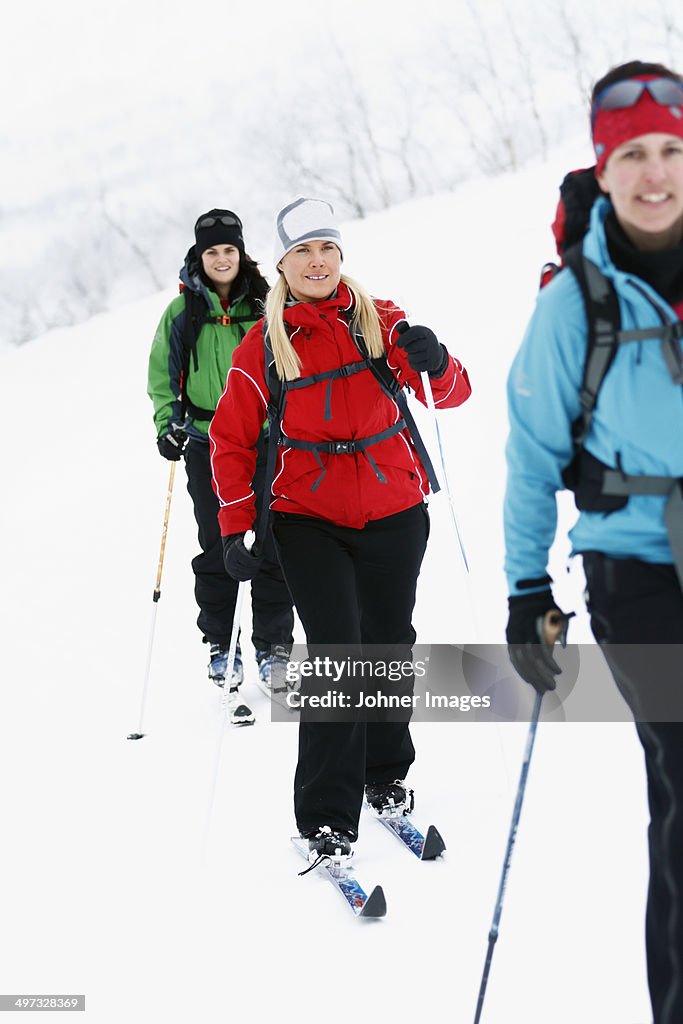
[202,531,254,860]
[420,370,470,573]
[472,689,542,1024]
[472,615,561,1022]
[218,550,251,720]
[419,367,480,639]
[127,461,177,741]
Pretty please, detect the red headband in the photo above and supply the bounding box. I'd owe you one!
[592,77,683,174]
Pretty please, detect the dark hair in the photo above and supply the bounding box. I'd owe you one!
[231,254,269,313]
[592,60,683,104]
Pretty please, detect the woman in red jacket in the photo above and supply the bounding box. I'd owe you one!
[209,197,471,860]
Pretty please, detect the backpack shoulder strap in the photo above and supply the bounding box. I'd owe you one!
[564,242,621,448]
[345,313,441,494]
[256,319,285,545]
[262,318,284,422]
[180,289,204,420]
[352,324,399,391]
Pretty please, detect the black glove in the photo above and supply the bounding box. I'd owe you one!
[396,322,448,377]
[506,590,574,694]
[157,425,188,461]
[222,533,264,582]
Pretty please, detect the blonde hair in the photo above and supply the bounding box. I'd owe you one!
[264,273,386,382]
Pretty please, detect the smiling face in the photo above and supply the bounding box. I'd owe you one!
[201,244,240,296]
[597,132,683,250]
[278,239,342,301]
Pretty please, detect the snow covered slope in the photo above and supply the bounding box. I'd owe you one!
[0,151,650,1023]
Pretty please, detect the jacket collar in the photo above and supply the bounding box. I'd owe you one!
[583,194,681,319]
[283,281,354,326]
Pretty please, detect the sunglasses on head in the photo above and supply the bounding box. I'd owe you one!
[591,77,683,127]
[195,213,243,231]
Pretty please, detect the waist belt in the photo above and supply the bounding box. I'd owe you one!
[602,470,683,588]
[280,420,408,492]
[186,400,214,422]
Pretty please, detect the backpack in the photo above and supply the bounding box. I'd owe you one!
[540,167,683,512]
[255,312,440,543]
[178,285,255,422]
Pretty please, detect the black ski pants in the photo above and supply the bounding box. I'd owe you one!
[272,503,430,840]
[184,438,294,652]
[583,552,683,1024]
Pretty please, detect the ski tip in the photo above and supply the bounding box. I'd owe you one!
[126,732,146,740]
[360,885,387,918]
[421,825,446,860]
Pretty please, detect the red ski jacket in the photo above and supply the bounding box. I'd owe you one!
[209,283,471,533]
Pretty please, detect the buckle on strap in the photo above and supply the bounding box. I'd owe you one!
[330,440,357,454]
[593,318,616,345]
[336,360,368,378]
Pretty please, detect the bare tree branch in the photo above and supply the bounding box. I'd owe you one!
[98,188,165,292]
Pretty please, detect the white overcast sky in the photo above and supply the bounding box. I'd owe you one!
[3,0,466,206]
[4,0,455,122]
[3,0,677,203]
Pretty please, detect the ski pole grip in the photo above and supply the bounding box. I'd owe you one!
[243,529,256,553]
[543,610,573,648]
[395,320,435,405]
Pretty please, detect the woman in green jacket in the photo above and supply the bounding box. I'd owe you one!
[147,210,294,723]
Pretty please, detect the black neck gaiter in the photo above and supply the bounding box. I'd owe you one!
[605,210,683,307]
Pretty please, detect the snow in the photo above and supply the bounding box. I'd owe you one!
[0,152,650,1023]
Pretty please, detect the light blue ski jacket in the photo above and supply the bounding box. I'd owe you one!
[505,196,683,596]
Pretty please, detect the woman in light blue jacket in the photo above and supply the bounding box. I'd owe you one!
[504,60,683,1024]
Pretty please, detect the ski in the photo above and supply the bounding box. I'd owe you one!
[369,810,446,860]
[253,676,301,714]
[291,838,387,918]
[227,697,255,726]
[220,687,255,726]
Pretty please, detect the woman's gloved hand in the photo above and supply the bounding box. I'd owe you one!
[222,533,264,582]
[396,322,448,377]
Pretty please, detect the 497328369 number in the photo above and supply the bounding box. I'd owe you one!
[0,995,85,1012]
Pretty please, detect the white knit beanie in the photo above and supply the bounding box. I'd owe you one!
[273,196,343,267]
